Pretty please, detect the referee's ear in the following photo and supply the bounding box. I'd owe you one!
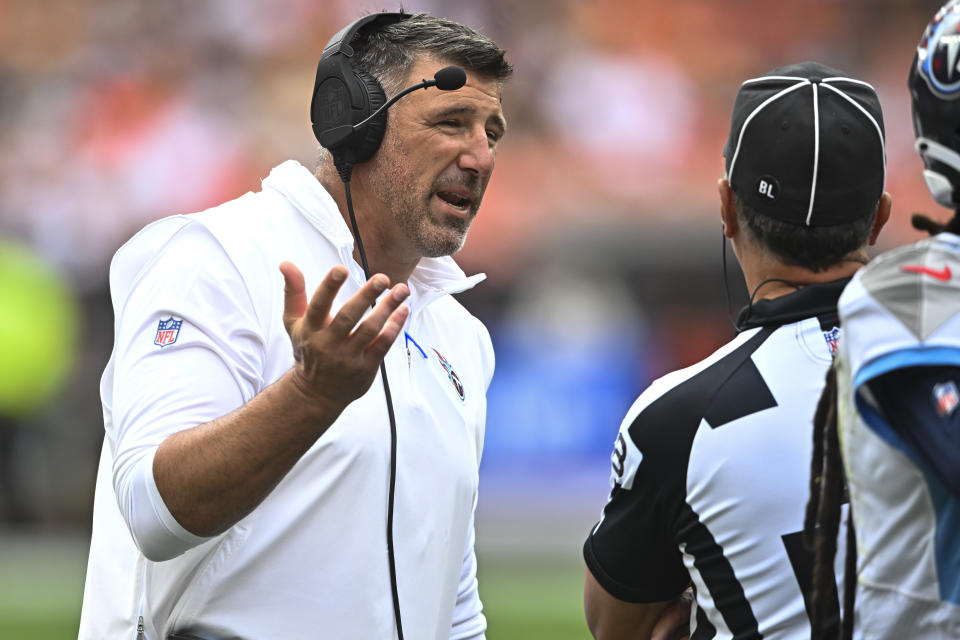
[868,191,892,246]
[718,177,738,239]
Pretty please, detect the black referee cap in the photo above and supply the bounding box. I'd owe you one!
[723,61,886,227]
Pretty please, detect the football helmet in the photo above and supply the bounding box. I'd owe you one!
[910,0,960,208]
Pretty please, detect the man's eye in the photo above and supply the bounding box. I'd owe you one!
[486,130,501,144]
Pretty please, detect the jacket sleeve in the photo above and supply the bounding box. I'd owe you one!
[449,510,486,640]
[106,218,267,560]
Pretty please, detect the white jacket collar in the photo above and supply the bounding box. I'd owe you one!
[262,160,355,249]
[261,160,485,303]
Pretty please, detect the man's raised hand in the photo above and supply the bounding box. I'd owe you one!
[280,261,409,416]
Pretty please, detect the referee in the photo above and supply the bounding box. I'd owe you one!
[582,61,890,639]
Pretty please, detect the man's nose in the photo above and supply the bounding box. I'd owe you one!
[457,127,495,177]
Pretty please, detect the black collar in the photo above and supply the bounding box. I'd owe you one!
[736,277,851,331]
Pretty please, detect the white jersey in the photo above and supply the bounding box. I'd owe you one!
[79,161,494,640]
[586,280,849,639]
[837,232,960,639]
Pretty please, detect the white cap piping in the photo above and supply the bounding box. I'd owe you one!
[819,82,887,192]
[728,80,810,185]
[805,83,821,226]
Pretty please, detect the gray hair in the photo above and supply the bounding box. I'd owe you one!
[352,12,512,98]
[316,13,512,167]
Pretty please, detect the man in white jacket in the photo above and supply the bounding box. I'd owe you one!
[79,12,511,640]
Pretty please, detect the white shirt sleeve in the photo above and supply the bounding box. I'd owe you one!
[106,218,267,561]
[449,510,486,640]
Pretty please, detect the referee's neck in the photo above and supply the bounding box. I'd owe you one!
[741,253,865,301]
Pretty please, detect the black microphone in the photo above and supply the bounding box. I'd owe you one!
[319,65,467,149]
[433,65,467,90]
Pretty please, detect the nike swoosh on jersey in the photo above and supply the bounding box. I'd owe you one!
[900,264,952,281]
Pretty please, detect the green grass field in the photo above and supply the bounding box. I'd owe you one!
[0,533,589,639]
[0,533,86,638]
[480,553,590,639]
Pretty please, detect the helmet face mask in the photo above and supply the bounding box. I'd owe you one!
[911,0,960,208]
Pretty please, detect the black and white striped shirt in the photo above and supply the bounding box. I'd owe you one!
[585,280,849,640]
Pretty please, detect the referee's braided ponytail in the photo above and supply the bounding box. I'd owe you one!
[804,364,857,640]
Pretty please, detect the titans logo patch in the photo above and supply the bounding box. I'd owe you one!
[432,348,465,402]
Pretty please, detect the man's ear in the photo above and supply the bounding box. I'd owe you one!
[718,178,738,239]
[869,192,892,246]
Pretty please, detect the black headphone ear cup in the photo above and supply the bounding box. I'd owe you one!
[351,70,388,164]
[311,74,353,147]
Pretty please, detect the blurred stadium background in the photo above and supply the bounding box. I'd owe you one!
[0,0,947,637]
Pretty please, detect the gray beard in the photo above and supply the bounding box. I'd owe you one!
[403,209,471,258]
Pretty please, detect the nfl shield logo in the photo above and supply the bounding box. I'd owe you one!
[154,317,183,347]
[933,380,959,418]
[822,327,840,356]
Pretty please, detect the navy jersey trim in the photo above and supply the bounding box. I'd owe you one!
[868,366,960,496]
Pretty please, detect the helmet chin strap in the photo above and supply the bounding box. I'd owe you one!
[916,136,960,206]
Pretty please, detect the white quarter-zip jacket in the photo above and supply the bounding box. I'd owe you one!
[79,161,493,640]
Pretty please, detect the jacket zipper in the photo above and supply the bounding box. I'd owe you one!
[404,331,427,373]
[135,559,148,639]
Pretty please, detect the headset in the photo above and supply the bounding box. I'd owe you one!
[309,13,466,640]
[311,12,465,179]
[311,12,400,177]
